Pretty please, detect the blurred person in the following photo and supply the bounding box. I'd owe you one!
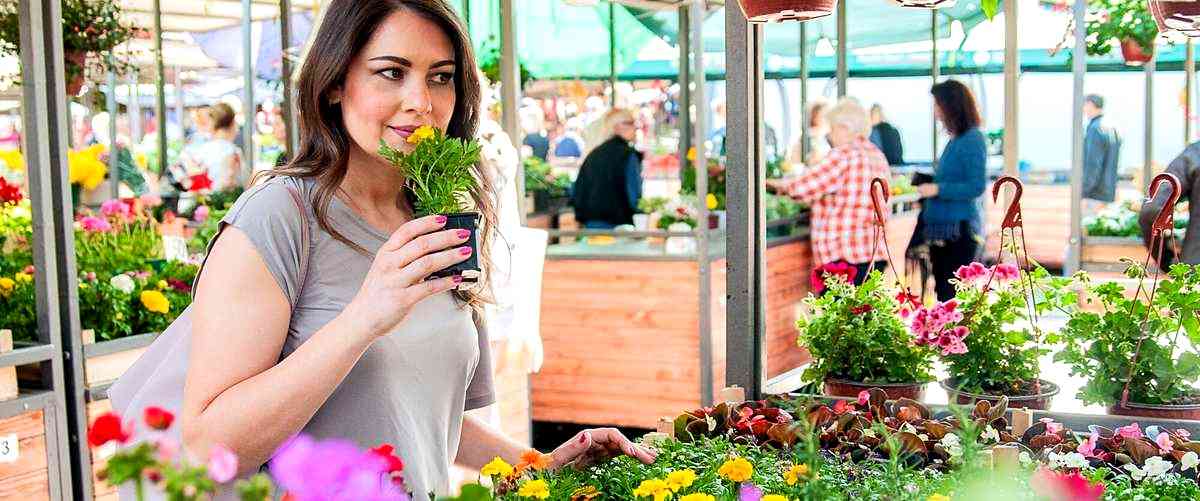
[572,108,643,229]
[520,105,550,161]
[766,98,891,286]
[1139,141,1200,266]
[1082,94,1122,213]
[787,99,831,167]
[550,120,584,159]
[0,115,21,151]
[189,103,243,191]
[916,79,987,301]
[710,98,780,160]
[869,104,904,166]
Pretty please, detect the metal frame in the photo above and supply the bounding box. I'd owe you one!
[242,0,256,173]
[1067,1,1086,274]
[836,2,847,98]
[1003,0,1019,179]
[689,0,713,407]
[155,0,168,185]
[281,0,298,155]
[1145,57,1155,192]
[931,10,939,166]
[499,0,523,221]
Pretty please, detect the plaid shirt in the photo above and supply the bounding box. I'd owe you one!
[783,138,892,266]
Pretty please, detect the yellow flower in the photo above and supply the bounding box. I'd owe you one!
[679,494,714,501]
[927,495,951,501]
[632,478,671,501]
[0,149,24,171]
[706,193,718,210]
[517,479,550,499]
[762,496,788,501]
[13,272,31,284]
[686,147,697,162]
[480,457,514,478]
[140,290,170,314]
[407,125,436,144]
[157,280,168,290]
[665,469,697,492]
[0,277,14,296]
[717,457,753,483]
[68,147,108,190]
[134,152,148,170]
[784,464,811,486]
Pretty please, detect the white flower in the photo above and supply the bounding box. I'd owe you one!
[109,274,135,294]
[1018,451,1033,467]
[982,426,1000,444]
[939,434,963,460]
[1182,451,1199,472]
[1047,451,1088,470]
[1124,463,1146,481]
[1143,456,1174,479]
[918,434,930,442]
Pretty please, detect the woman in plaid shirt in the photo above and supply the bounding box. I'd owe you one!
[768,98,892,290]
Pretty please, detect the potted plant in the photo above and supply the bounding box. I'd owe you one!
[1085,0,1159,65]
[797,271,935,400]
[379,126,483,282]
[1050,262,1200,420]
[0,0,137,96]
[735,0,835,23]
[932,262,1061,410]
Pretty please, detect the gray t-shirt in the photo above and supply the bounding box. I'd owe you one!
[109,176,495,500]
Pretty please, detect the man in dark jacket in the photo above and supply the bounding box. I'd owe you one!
[572,108,643,229]
[869,104,904,166]
[1083,94,1122,212]
[1141,142,1200,267]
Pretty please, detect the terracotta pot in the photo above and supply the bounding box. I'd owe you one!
[1119,38,1154,65]
[735,0,835,23]
[1151,0,1200,33]
[823,378,926,401]
[940,379,1060,411]
[64,50,87,96]
[1108,401,1200,420]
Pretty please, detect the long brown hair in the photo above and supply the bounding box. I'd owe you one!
[931,79,981,137]
[262,0,495,308]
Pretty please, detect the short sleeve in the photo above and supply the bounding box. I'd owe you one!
[465,311,497,410]
[210,178,308,307]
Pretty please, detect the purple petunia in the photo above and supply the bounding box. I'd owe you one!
[269,434,409,501]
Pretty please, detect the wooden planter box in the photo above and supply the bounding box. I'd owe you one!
[1081,236,1146,272]
[0,409,51,500]
[0,331,19,403]
[81,331,155,501]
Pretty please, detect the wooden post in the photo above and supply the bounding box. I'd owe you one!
[1012,408,1034,437]
[993,444,1020,469]
[719,385,746,403]
[0,330,15,401]
[657,417,674,438]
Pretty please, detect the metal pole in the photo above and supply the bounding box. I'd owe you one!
[19,0,82,497]
[129,71,141,145]
[106,69,119,200]
[154,0,167,177]
[800,22,809,163]
[1068,0,1087,274]
[931,10,940,167]
[243,0,256,177]
[836,1,847,98]
[690,0,711,406]
[175,66,186,138]
[725,2,765,400]
[678,6,691,171]
[1145,56,1155,191]
[1003,0,1018,178]
[499,0,522,219]
[1187,40,1194,144]
[281,0,298,155]
[610,1,618,107]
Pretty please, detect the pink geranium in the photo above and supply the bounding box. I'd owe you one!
[1155,431,1174,453]
[193,205,210,224]
[100,199,131,219]
[79,216,112,233]
[810,262,858,295]
[207,443,238,483]
[993,263,1020,283]
[910,300,970,355]
[954,262,989,285]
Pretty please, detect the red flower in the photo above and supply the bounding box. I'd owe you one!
[832,399,850,415]
[143,406,174,430]
[369,444,405,475]
[166,279,192,293]
[850,304,873,315]
[810,262,859,294]
[0,176,21,205]
[87,412,131,447]
[895,291,920,310]
[188,172,213,192]
[1031,467,1105,501]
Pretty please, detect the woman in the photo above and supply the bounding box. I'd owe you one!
[768,98,891,288]
[189,103,243,190]
[109,1,654,498]
[918,79,987,301]
[787,100,831,168]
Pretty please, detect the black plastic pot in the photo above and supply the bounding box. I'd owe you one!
[434,212,481,282]
[940,378,1060,411]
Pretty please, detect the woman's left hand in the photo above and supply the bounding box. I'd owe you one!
[918,183,939,198]
[548,428,658,470]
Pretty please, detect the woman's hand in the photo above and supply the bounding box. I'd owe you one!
[765,178,788,195]
[917,183,939,198]
[548,428,658,470]
[341,214,473,339]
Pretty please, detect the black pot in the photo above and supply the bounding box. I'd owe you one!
[433,212,481,282]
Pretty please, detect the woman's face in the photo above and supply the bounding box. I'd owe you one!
[337,9,457,157]
[827,122,855,148]
[933,101,944,125]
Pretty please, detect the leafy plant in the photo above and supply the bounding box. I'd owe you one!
[0,271,35,342]
[1048,263,1200,406]
[1085,0,1158,57]
[523,156,570,198]
[379,126,481,216]
[680,157,725,211]
[0,0,138,87]
[1084,201,1188,238]
[797,271,935,385]
[654,196,699,230]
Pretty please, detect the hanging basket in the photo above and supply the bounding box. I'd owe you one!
[1151,0,1200,36]
[735,0,836,23]
[890,0,957,8]
[1119,38,1155,65]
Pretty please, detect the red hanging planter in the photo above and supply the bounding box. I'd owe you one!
[735,0,836,23]
[890,0,957,8]
[1119,37,1155,65]
[1151,0,1200,35]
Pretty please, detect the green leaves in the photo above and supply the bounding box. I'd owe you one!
[981,0,1001,20]
[378,129,482,216]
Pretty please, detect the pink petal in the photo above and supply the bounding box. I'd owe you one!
[207,443,239,483]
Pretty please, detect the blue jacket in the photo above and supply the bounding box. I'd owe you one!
[1083,115,1121,203]
[922,128,987,241]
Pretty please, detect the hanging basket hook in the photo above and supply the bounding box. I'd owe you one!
[992,175,1024,230]
[1148,173,1182,237]
[870,177,890,228]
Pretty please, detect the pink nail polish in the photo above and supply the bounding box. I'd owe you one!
[459,246,473,256]
[456,229,471,239]
[435,215,447,224]
[452,275,464,283]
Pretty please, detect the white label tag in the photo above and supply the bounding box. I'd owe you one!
[0,434,18,463]
[162,235,189,262]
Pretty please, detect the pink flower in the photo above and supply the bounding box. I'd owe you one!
[954,262,989,285]
[1178,429,1192,440]
[139,193,163,208]
[269,434,408,501]
[100,199,131,219]
[207,443,239,483]
[1045,422,1064,435]
[1031,467,1105,501]
[810,262,858,295]
[993,263,1020,283]
[155,436,179,463]
[79,216,111,233]
[1116,423,1142,440]
[1077,430,1099,458]
[1155,431,1174,453]
[193,205,210,223]
[857,390,870,406]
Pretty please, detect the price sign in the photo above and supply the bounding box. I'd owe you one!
[0,434,18,463]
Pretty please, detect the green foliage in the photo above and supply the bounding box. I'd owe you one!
[0,200,32,276]
[680,158,725,210]
[981,0,1001,20]
[1047,263,1200,406]
[187,208,229,254]
[0,273,35,342]
[797,271,935,385]
[379,128,481,216]
[74,218,163,277]
[235,474,275,501]
[1085,0,1158,58]
[523,156,570,198]
[477,36,533,88]
[765,194,804,222]
[1084,202,1188,237]
[0,0,138,84]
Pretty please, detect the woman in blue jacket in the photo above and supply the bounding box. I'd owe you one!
[918,80,987,300]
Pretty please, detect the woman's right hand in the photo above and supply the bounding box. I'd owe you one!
[341,214,473,339]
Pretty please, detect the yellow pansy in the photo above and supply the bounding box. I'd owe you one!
[665,469,697,492]
[157,280,168,290]
[0,277,14,296]
[762,496,788,501]
[717,457,753,483]
[705,193,718,210]
[0,149,24,171]
[686,147,696,162]
[140,290,170,314]
[679,494,714,501]
[407,125,436,144]
[67,147,108,190]
[784,463,811,486]
[927,495,951,501]
[13,272,31,283]
[517,479,550,500]
[480,457,513,478]
[632,478,671,501]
